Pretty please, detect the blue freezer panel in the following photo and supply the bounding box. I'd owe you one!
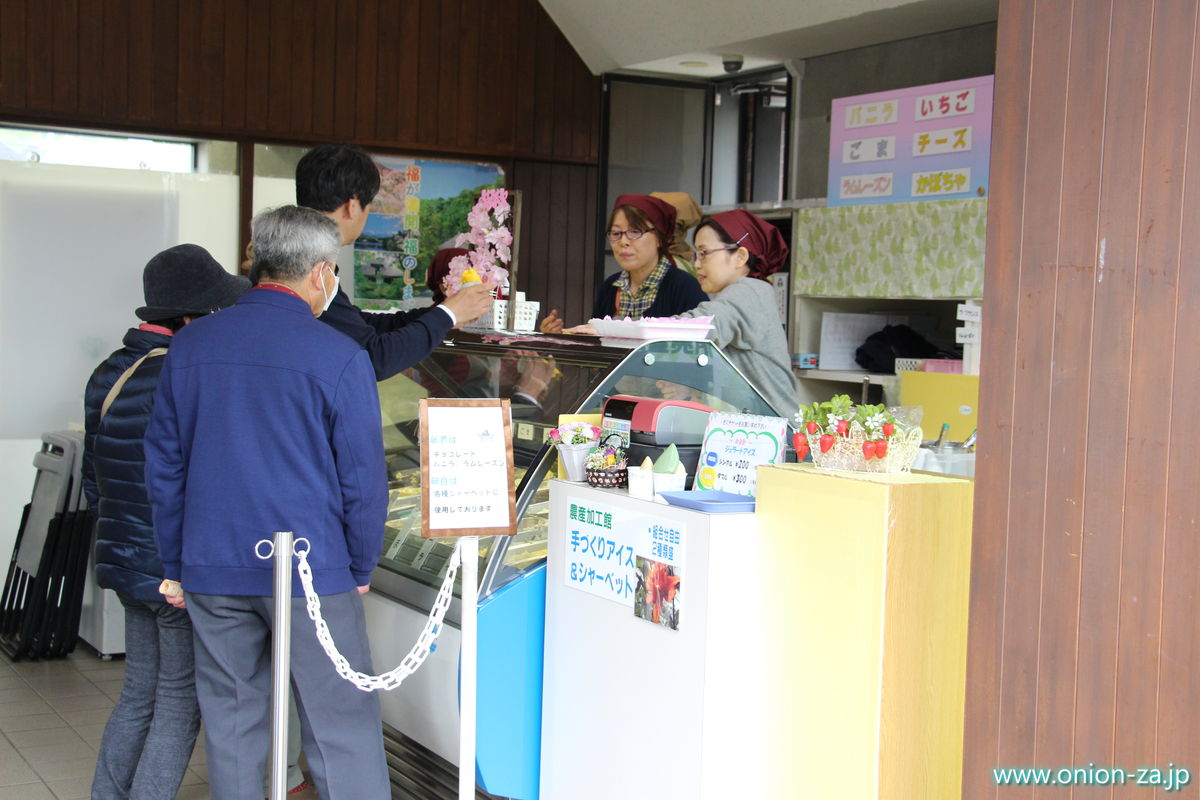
[474,563,546,799]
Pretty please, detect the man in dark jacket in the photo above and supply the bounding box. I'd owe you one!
[82,244,248,799]
[295,142,493,379]
[145,206,390,800]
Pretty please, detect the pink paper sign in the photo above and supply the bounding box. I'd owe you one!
[827,75,994,206]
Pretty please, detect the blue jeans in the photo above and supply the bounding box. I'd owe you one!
[91,594,200,799]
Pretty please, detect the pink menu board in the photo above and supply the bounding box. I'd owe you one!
[826,75,994,206]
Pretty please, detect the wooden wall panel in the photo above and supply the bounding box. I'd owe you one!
[966,0,1200,796]
[0,0,602,301]
[0,0,600,163]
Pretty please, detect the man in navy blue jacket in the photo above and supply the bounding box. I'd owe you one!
[145,206,390,799]
[297,142,493,379]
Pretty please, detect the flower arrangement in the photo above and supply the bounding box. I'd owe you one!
[795,394,922,473]
[442,188,512,297]
[546,421,602,446]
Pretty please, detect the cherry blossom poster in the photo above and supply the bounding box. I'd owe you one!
[353,156,504,310]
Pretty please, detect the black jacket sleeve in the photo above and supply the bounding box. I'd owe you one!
[319,289,454,380]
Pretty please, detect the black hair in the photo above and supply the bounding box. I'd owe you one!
[695,216,760,274]
[295,143,381,212]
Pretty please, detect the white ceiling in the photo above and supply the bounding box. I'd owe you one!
[537,0,998,78]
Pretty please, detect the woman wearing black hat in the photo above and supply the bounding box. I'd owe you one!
[540,193,706,333]
[83,245,248,799]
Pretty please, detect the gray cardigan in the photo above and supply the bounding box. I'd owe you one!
[681,277,798,418]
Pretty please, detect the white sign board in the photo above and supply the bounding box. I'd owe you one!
[694,412,788,496]
[420,399,516,538]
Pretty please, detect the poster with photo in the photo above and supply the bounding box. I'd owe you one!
[353,156,504,309]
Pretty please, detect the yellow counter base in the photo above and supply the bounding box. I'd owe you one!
[755,464,973,800]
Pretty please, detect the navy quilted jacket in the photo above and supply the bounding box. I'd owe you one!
[82,327,172,601]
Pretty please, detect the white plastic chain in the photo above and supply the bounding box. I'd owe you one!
[255,537,462,692]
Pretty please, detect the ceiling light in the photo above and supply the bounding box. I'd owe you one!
[679,60,709,68]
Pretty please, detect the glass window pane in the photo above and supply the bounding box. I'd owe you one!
[0,126,195,172]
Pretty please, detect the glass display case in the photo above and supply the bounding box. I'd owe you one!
[368,330,780,616]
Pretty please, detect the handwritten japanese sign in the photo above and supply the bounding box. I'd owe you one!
[419,398,516,538]
[827,75,993,206]
[694,412,787,497]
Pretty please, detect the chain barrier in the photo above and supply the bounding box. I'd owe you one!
[255,536,462,692]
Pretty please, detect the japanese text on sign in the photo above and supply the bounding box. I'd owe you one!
[695,412,787,496]
[913,126,972,157]
[563,497,638,606]
[912,168,971,197]
[844,100,898,129]
[840,172,894,200]
[425,405,512,531]
[914,88,976,121]
[842,136,896,164]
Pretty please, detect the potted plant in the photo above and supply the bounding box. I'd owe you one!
[546,421,603,482]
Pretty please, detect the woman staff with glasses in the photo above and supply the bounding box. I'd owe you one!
[540,194,706,333]
[567,209,799,418]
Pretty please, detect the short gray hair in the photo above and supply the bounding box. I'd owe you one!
[251,205,340,283]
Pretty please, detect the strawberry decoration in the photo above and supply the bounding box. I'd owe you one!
[819,434,835,453]
[806,421,820,434]
[875,439,888,458]
[862,440,877,460]
[882,422,895,437]
[836,419,850,437]
[792,431,806,453]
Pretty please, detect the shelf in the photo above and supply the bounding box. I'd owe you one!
[795,369,897,385]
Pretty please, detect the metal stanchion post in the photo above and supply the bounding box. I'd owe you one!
[270,531,293,800]
[458,536,478,800]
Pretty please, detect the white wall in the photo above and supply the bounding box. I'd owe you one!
[0,161,239,551]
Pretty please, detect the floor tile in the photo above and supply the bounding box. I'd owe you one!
[31,756,97,782]
[68,724,105,747]
[55,708,113,727]
[9,662,81,678]
[0,714,66,734]
[181,766,208,785]
[44,775,92,799]
[0,687,40,704]
[0,699,54,719]
[0,783,54,799]
[6,727,87,749]
[45,695,113,714]
[0,753,40,787]
[15,740,95,765]
[90,680,125,701]
[0,676,31,691]
[173,784,210,800]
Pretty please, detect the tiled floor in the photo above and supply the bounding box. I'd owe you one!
[0,647,210,799]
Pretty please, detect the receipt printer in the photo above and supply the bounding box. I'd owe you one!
[602,395,713,484]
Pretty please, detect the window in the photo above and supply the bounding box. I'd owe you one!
[0,126,195,173]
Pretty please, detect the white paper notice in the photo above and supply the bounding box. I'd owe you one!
[426,405,510,530]
[695,412,787,496]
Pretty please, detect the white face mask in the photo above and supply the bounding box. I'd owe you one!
[319,264,337,314]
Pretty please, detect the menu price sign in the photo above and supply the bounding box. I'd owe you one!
[827,75,994,206]
[419,398,516,538]
[694,412,787,497]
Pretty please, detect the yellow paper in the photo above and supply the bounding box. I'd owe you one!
[899,371,979,442]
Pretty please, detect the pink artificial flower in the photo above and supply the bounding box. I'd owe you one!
[590,426,602,439]
[549,429,561,442]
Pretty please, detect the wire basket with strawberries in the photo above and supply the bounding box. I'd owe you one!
[792,394,923,474]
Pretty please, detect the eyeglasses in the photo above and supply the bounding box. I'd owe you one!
[695,245,739,261]
[607,229,649,243]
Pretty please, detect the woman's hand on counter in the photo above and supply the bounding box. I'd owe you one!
[539,309,564,333]
[357,584,370,595]
[564,323,597,335]
[442,283,494,327]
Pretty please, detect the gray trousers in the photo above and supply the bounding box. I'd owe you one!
[187,590,389,800]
